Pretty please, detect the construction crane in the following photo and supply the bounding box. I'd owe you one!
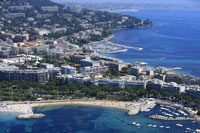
[148,57,165,67]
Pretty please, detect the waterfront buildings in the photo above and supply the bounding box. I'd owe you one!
[61,65,77,74]
[41,63,54,69]
[125,81,146,90]
[80,59,100,67]
[146,79,163,91]
[80,66,109,74]
[131,62,154,76]
[0,68,49,83]
[186,87,200,100]
[161,82,186,94]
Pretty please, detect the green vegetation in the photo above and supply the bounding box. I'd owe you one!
[0,80,199,111]
[197,110,200,116]
[0,80,143,101]
[105,67,131,79]
[2,0,153,44]
[39,57,76,67]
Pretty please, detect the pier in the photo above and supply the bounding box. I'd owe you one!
[107,41,143,51]
[88,39,143,54]
[149,115,195,121]
[0,101,45,120]
[17,101,46,120]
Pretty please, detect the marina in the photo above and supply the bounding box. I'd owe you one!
[87,34,143,54]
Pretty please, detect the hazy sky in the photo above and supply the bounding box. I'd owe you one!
[52,0,200,6]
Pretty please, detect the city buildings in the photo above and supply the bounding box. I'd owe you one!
[0,68,49,83]
[61,65,77,74]
[80,59,100,67]
[41,6,59,12]
[80,66,109,74]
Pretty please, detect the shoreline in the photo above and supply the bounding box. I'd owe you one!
[31,100,130,111]
[0,99,157,117]
[0,99,200,121]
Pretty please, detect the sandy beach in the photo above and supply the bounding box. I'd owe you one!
[0,99,156,116]
[31,100,140,115]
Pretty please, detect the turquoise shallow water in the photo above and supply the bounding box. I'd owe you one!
[109,8,200,77]
[0,105,200,133]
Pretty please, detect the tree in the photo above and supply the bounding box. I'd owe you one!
[97,91,106,99]
[197,110,200,116]
[193,99,200,105]
[173,93,181,100]
[150,89,159,97]
[136,88,146,97]
[183,96,192,102]
[161,91,171,98]
[121,67,129,73]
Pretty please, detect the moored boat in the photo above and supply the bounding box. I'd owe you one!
[135,123,141,127]
[132,122,136,125]
[152,125,157,128]
[148,124,152,127]
[176,124,183,127]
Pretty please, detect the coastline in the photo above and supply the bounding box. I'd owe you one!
[1,99,200,121]
[31,100,131,111]
[108,24,155,32]
[0,99,156,117]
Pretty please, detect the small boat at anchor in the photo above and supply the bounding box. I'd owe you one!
[176,124,183,127]
[135,124,141,127]
[152,125,157,128]
[148,124,152,127]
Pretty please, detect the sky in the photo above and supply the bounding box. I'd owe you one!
[51,0,200,6]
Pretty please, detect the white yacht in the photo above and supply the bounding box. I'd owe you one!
[176,124,183,127]
[152,125,157,128]
[132,122,137,125]
[148,124,152,127]
[160,126,164,128]
[135,124,141,127]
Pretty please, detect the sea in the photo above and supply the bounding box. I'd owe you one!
[1,105,200,133]
[109,8,200,77]
[2,2,200,133]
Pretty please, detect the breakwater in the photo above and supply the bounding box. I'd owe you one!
[17,113,46,119]
[149,115,195,121]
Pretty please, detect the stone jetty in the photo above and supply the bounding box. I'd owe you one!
[17,113,46,119]
[149,115,195,121]
[17,101,45,120]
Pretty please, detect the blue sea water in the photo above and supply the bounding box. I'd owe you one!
[109,9,200,77]
[1,105,200,133]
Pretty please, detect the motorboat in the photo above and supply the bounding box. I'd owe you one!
[135,124,141,127]
[132,122,136,125]
[176,124,183,127]
[148,124,152,127]
[152,125,157,128]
